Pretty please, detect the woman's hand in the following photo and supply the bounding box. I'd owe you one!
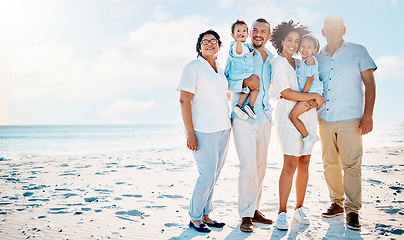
[312,93,324,108]
[303,100,314,110]
[187,132,198,151]
[180,90,198,151]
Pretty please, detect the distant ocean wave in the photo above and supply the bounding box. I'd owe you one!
[0,122,402,157]
[0,124,186,156]
[365,121,404,147]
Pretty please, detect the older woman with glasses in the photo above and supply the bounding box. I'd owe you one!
[178,29,231,233]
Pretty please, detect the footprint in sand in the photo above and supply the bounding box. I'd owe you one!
[49,207,69,214]
[23,184,49,190]
[28,198,50,202]
[164,223,179,227]
[94,189,112,194]
[145,206,166,209]
[122,194,142,198]
[115,209,144,222]
[23,192,34,197]
[157,194,183,199]
[84,197,98,202]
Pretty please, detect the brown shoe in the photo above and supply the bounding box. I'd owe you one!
[322,203,344,218]
[240,217,254,232]
[252,210,273,224]
[346,212,361,230]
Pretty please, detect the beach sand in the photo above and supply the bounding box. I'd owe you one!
[0,139,403,239]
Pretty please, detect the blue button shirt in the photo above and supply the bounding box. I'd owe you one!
[316,41,377,122]
[225,44,274,125]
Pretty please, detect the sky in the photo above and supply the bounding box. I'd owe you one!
[0,0,403,126]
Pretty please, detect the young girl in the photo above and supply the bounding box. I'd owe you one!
[228,20,257,120]
[289,34,324,154]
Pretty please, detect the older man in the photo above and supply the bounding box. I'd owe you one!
[225,18,274,232]
[316,16,376,230]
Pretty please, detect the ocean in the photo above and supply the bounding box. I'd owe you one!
[0,124,185,156]
[0,122,402,156]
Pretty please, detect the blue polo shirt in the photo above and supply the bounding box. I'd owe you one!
[224,44,274,125]
[316,41,377,122]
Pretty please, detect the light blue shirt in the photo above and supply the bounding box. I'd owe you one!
[228,42,255,94]
[225,43,274,125]
[296,56,323,95]
[316,41,377,122]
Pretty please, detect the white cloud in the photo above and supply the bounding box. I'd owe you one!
[152,5,172,21]
[295,7,322,25]
[11,45,142,103]
[99,99,158,119]
[108,0,142,18]
[11,14,230,104]
[245,0,288,24]
[391,0,398,6]
[374,55,404,80]
[219,0,235,8]
[243,0,322,28]
[297,0,320,3]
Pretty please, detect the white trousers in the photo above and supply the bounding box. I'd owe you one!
[189,129,231,220]
[232,117,271,218]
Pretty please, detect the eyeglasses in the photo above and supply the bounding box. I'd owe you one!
[200,39,218,45]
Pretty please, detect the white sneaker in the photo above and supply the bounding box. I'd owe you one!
[275,212,288,230]
[293,207,310,224]
[233,105,248,120]
[301,134,316,154]
[244,104,257,119]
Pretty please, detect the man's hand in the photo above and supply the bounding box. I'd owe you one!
[359,114,373,135]
[243,74,260,91]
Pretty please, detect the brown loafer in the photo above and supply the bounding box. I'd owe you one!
[322,203,344,218]
[240,217,254,232]
[252,210,273,224]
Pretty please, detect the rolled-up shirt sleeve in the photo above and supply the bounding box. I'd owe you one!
[358,45,377,72]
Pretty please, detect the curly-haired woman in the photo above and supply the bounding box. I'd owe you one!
[270,20,324,230]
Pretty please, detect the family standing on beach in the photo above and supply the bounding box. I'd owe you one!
[178,16,376,233]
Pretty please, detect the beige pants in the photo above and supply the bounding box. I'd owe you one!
[232,117,272,218]
[318,118,362,213]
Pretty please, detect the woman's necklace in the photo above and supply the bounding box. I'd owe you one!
[281,53,295,69]
[285,56,296,69]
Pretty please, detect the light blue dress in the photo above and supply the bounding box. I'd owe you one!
[296,56,323,95]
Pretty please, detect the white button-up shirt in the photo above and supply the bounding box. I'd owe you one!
[178,56,231,133]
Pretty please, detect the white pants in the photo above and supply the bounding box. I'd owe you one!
[189,129,231,220]
[233,117,271,218]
